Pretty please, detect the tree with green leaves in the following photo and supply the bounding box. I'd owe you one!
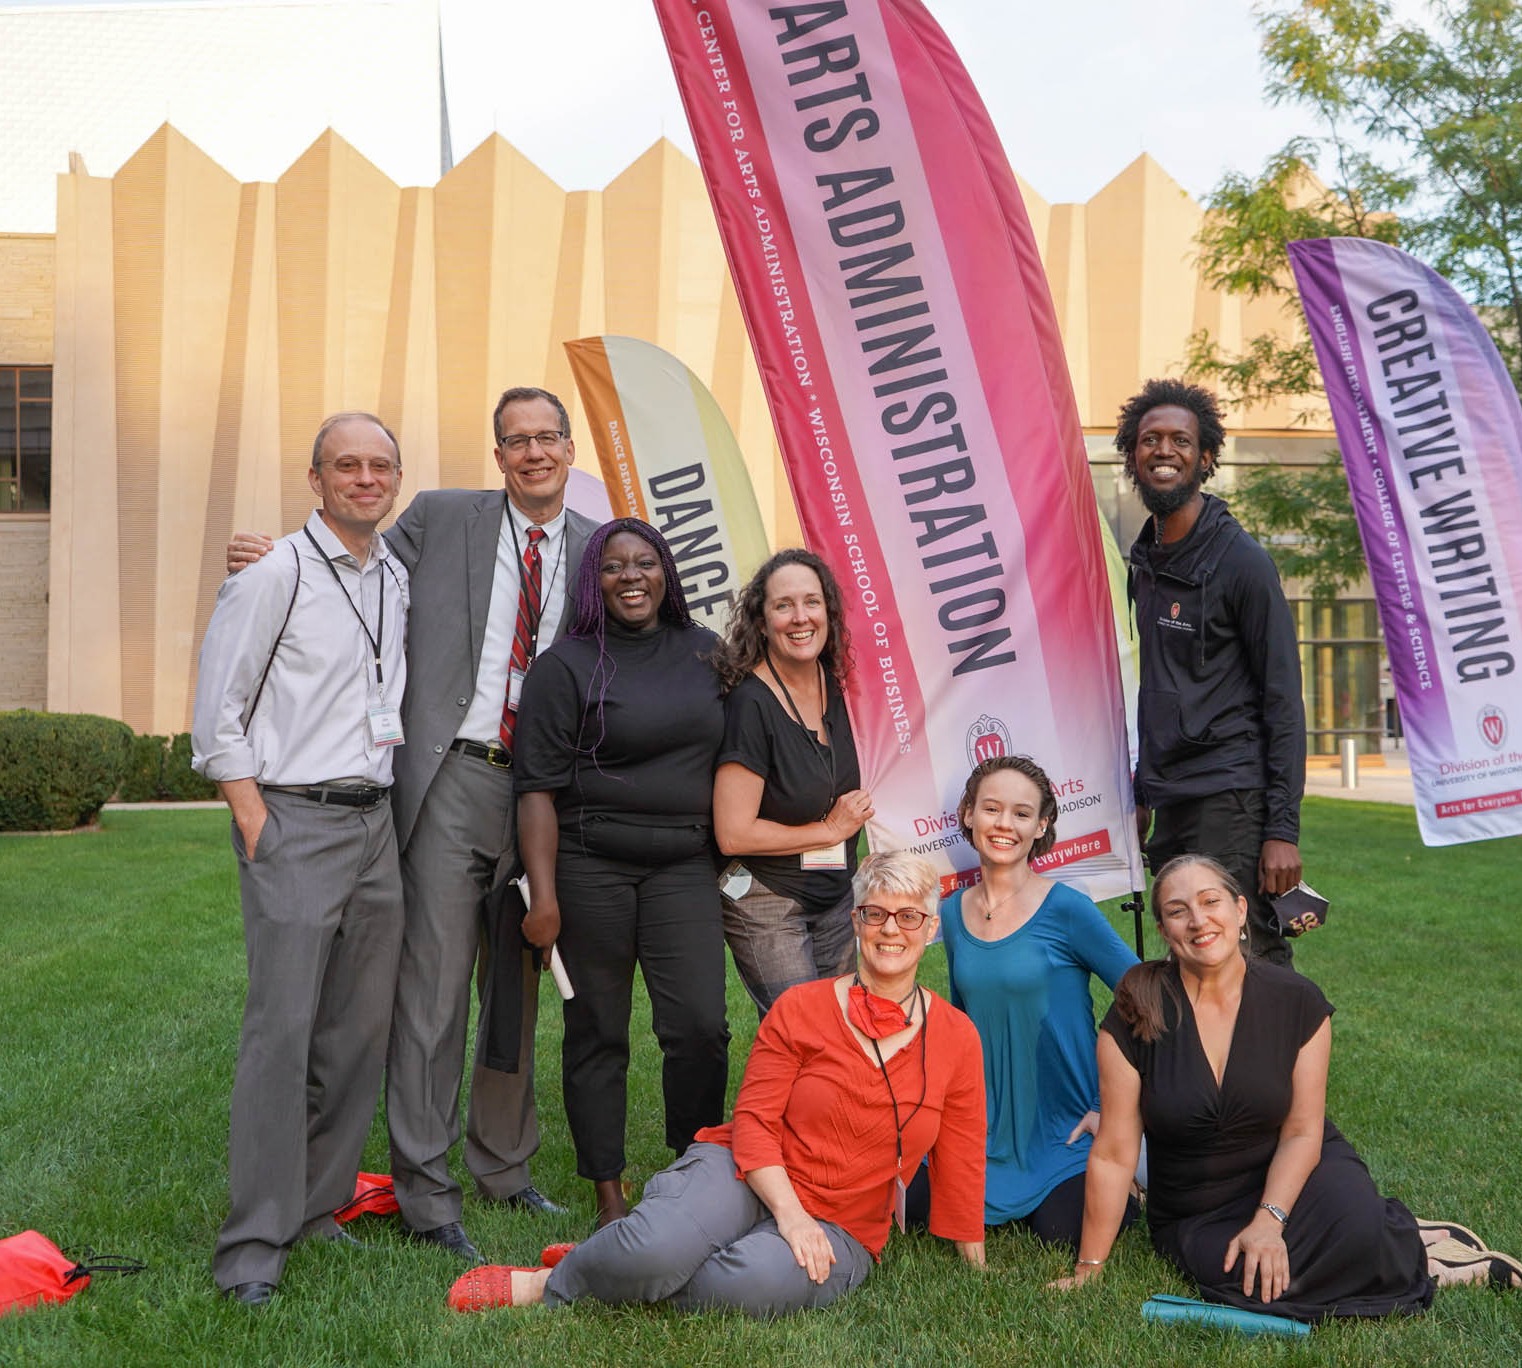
[1192,0,1522,397]
[1187,0,1522,600]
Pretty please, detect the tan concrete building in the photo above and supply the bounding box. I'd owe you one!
[2,127,1371,750]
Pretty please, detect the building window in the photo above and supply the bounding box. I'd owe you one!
[0,366,51,513]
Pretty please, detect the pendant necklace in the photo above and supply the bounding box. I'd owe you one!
[980,882,1021,922]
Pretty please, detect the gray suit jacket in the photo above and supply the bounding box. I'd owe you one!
[384,489,597,852]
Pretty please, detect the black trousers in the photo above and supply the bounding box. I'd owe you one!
[555,846,730,1180]
[903,1169,1139,1252]
[1146,788,1292,965]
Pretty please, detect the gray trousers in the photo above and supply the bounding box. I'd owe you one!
[387,748,539,1230]
[544,1142,872,1317]
[213,790,403,1289]
[721,879,856,1017]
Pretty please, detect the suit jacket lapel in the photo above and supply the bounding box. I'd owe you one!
[466,492,504,671]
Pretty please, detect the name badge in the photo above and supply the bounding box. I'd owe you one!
[720,863,753,901]
[368,704,405,747]
[800,842,847,871]
[507,667,527,712]
[893,1175,908,1232]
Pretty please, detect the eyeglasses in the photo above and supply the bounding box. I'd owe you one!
[321,457,397,477]
[498,430,567,455]
[855,904,929,930]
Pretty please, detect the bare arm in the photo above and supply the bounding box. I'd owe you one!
[1052,1031,1143,1289]
[217,777,268,859]
[712,762,872,858]
[1223,1016,1329,1303]
[516,790,562,957]
[743,1165,837,1285]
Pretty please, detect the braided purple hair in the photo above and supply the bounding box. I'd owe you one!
[568,517,695,637]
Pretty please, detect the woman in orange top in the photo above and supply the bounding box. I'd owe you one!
[451,851,987,1317]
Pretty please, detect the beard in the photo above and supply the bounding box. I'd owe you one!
[1133,463,1207,519]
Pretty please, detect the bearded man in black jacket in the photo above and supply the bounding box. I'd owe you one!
[1119,379,1306,965]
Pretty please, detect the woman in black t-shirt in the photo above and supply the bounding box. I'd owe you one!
[712,550,874,1017]
[516,518,730,1229]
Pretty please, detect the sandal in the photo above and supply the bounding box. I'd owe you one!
[1415,1216,1485,1251]
[446,1264,546,1313]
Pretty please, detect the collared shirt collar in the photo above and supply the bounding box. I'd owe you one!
[505,498,567,542]
[304,508,390,567]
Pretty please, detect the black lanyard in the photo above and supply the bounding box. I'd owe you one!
[764,651,837,816]
[304,526,386,688]
[864,985,928,1172]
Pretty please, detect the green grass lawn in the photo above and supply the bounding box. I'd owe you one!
[1,798,1519,1366]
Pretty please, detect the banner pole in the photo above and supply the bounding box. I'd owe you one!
[1122,890,1146,960]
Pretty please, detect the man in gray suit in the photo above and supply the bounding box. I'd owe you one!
[232,387,596,1262]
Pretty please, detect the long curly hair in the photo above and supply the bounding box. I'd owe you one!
[712,548,852,692]
[1113,378,1226,485]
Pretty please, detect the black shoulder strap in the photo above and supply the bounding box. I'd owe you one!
[243,540,302,734]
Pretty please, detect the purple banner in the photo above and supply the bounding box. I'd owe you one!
[1291,237,1522,844]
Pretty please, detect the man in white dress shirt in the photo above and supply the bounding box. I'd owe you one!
[194,412,409,1306]
[228,388,594,1262]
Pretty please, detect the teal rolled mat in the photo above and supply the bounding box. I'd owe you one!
[1142,1294,1310,1337]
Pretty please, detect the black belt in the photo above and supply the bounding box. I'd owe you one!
[451,738,513,769]
[264,783,389,808]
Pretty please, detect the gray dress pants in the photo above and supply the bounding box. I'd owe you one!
[387,748,540,1229]
[543,1142,872,1317]
[212,791,403,1289]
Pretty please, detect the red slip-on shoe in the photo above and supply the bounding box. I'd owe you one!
[446,1264,545,1313]
[539,1243,577,1268]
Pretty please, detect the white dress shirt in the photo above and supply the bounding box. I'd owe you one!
[456,500,569,744]
[193,510,410,786]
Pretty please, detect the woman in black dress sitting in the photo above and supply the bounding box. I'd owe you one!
[515,517,729,1230]
[1059,853,1520,1317]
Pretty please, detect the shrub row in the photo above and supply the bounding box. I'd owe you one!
[0,709,134,831]
[118,732,218,804]
[0,711,215,832]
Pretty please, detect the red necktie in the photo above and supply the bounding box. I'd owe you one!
[499,526,546,751]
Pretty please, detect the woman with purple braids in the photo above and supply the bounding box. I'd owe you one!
[515,518,730,1229]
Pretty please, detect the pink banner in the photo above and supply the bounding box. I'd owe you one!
[655,0,1142,899]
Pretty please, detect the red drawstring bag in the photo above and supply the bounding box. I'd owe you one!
[334,1172,400,1224]
[0,1231,144,1316]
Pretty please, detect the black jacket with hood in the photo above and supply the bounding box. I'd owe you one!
[1128,493,1305,843]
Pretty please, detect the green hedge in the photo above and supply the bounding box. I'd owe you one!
[116,732,218,803]
[0,709,134,832]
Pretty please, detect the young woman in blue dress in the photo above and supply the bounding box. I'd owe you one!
[909,755,1139,1249]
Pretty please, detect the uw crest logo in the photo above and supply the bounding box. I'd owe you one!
[967,715,1012,767]
[1169,601,1181,620]
[1479,706,1506,750]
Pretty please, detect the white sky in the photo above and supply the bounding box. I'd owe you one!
[439,0,1313,203]
[6,0,1427,204]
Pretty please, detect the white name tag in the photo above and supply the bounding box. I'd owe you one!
[893,1175,908,1232]
[720,863,753,901]
[800,842,847,871]
[507,667,527,712]
[367,704,405,747]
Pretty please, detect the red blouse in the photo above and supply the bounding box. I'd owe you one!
[696,978,986,1257]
